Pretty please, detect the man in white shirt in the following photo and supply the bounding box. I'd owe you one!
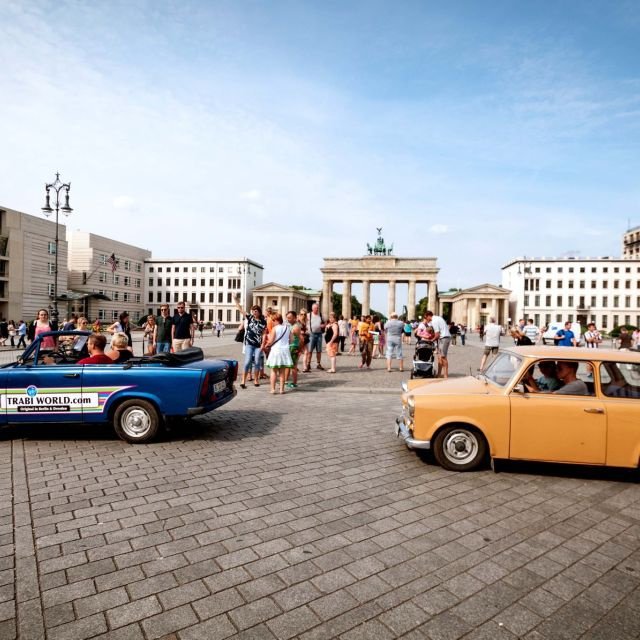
[522,319,540,344]
[480,317,502,371]
[424,310,451,379]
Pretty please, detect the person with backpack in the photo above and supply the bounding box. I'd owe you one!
[304,303,325,372]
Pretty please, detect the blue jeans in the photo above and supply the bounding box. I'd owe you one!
[243,344,262,372]
[309,332,323,353]
[157,342,171,353]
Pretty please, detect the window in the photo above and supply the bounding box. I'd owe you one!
[183,267,188,272]
[124,276,131,286]
[578,280,584,288]
[591,280,596,288]
[136,294,141,303]
[192,267,196,272]
[135,279,141,288]
[47,262,55,275]
[568,296,574,307]
[201,267,205,272]
[47,283,55,296]
[209,293,214,303]
[579,296,585,308]
[534,295,540,306]
[626,267,631,273]
[613,296,619,307]
[558,267,563,273]
[98,309,106,320]
[112,310,119,321]
[219,267,223,272]
[625,280,631,289]
[546,280,552,288]
[165,278,170,286]
[535,267,540,273]
[183,278,188,286]
[568,280,574,289]
[174,278,179,286]
[227,309,232,321]
[135,263,141,273]
[191,279,196,286]
[200,292,205,303]
[123,292,130,302]
[165,292,170,302]
[191,292,196,303]
[157,267,162,273]
[148,292,153,302]
[602,316,608,328]
[114,291,120,301]
[603,267,608,273]
[210,266,215,272]
[124,260,131,271]
[545,295,551,306]
[227,292,233,303]
[557,296,563,306]
[218,292,223,303]
[167,267,171,273]
[546,267,551,273]
[603,281,608,289]
[48,242,57,255]
[200,279,205,286]
[614,267,619,273]
[625,296,631,308]
[613,314,619,327]
[556,314,563,322]
[591,296,596,306]
[100,272,108,283]
[99,253,107,264]
[218,278,223,287]
[557,280,563,288]
[524,295,529,306]
[580,267,585,273]
[174,292,179,302]
[149,267,154,273]
[156,278,162,286]
[613,280,619,289]
[591,267,596,273]
[209,279,214,287]
[568,267,574,273]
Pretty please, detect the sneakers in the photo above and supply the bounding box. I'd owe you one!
[317,364,324,370]
[285,382,297,389]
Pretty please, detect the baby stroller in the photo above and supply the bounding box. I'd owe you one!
[410,340,437,379]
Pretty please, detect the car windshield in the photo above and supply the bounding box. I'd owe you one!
[483,352,522,387]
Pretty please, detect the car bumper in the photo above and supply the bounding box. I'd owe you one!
[187,388,237,416]
[395,415,431,450]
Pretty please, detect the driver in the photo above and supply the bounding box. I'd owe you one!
[78,334,113,365]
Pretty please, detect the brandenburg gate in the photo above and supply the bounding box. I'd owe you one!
[320,231,439,319]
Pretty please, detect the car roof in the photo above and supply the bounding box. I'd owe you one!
[502,346,640,364]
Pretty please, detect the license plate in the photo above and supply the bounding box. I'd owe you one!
[213,380,227,394]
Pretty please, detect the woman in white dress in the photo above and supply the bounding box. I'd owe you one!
[265,313,293,394]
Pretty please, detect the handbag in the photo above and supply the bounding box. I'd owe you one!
[234,326,245,343]
[263,325,288,357]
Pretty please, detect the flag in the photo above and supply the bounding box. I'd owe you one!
[107,253,118,272]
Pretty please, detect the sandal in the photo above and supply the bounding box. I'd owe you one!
[240,384,247,389]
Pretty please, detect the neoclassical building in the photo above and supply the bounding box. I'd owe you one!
[251,283,318,316]
[439,284,511,328]
[320,255,439,320]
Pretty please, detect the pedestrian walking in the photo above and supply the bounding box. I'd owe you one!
[459,324,466,346]
[16,320,27,349]
[358,315,375,369]
[479,317,501,371]
[338,315,349,353]
[385,312,404,372]
[7,321,16,348]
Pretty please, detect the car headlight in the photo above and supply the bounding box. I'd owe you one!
[407,395,415,417]
[401,381,408,393]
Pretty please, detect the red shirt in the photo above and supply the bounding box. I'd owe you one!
[78,354,113,365]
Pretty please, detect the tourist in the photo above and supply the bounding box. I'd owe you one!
[107,332,134,363]
[459,324,466,346]
[298,309,309,365]
[424,310,451,379]
[16,320,27,349]
[78,333,112,365]
[324,312,340,373]
[403,319,412,345]
[385,312,404,372]
[235,296,267,389]
[34,309,55,349]
[304,303,325,371]
[108,312,133,353]
[584,322,602,349]
[348,316,358,355]
[338,315,349,353]
[155,305,173,353]
[510,328,532,346]
[480,317,501,371]
[171,302,194,352]
[554,321,577,347]
[285,311,303,389]
[449,322,458,345]
[143,315,157,355]
[633,327,640,350]
[619,327,633,349]
[7,320,16,348]
[265,312,293,394]
[358,315,375,369]
[523,319,540,344]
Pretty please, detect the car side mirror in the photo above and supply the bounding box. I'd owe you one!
[512,383,525,394]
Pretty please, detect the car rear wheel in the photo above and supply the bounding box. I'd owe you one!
[433,425,487,471]
[113,399,160,443]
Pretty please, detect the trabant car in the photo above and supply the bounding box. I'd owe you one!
[395,346,640,471]
[0,331,237,443]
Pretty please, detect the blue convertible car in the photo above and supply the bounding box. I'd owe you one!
[0,330,237,443]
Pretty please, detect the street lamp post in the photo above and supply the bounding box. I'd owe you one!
[41,172,73,327]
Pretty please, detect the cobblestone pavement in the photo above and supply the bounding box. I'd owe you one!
[2,334,640,639]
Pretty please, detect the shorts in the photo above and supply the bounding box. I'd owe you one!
[326,342,338,357]
[483,345,499,356]
[289,345,300,364]
[386,339,402,360]
[309,332,323,353]
[438,337,451,358]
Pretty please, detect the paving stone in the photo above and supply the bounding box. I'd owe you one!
[47,613,108,640]
[141,604,198,639]
[75,587,129,618]
[228,597,282,630]
[178,613,237,640]
[192,587,244,620]
[106,595,162,629]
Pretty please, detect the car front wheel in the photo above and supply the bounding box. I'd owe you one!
[433,425,487,471]
[113,399,160,443]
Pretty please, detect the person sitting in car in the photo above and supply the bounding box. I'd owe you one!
[78,334,113,365]
[106,332,134,364]
[525,360,587,395]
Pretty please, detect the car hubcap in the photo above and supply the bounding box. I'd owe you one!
[442,430,478,465]
[122,407,151,437]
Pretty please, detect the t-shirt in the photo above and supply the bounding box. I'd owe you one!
[484,323,501,347]
[556,379,588,395]
[584,330,601,348]
[358,321,374,342]
[78,354,113,365]
[523,325,539,341]
[555,329,575,347]
[430,316,451,339]
[309,312,323,334]
[173,312,193,339]
[385,319,405,339]
[245,314,267,348]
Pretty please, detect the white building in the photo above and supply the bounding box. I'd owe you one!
[623,225,640,260]
[502,256,640,331]
[67,231,151,323]
[144,258,263,325]
[0,205,69,323]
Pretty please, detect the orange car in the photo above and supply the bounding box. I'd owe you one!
[395,346,640,471]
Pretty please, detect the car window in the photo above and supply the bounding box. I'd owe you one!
[484,352,521,387]
[599,362,640,399]
[519,360,595,396]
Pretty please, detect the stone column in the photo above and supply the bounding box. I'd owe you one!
[491,299,498,322]
[428,280,438,314]
[342,280,352,319]
[322,279,332,319]
[474,298,481,328]
[387,281,396,317]
[362,280,370,316]
[407,280,416,319]
[503,299,510,326]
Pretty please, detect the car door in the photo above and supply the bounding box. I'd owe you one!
[509,360,607,464]
[4,360,85,423]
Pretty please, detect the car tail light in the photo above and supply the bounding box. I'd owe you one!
[230,362,238,382]
[199,373,211,404]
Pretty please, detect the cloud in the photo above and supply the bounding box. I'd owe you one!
[429,224,448,234]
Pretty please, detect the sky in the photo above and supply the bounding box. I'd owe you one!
[1,0,639,311]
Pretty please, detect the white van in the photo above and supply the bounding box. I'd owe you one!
[542,322,583,346]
